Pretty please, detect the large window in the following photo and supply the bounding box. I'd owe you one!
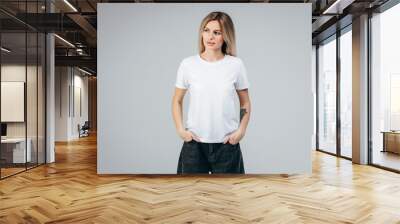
[340,28,352,158]
[371,3,400,171]
[317,26,353,159]
[317,36,337,154]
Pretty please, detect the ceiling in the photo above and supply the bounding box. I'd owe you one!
[0,0,392,75]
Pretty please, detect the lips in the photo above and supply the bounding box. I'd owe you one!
[207,42,215,45]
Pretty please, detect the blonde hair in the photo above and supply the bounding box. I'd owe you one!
[198,11,236,56]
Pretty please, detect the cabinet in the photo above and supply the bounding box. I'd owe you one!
[382,131,400,154]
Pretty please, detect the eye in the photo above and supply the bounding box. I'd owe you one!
[214,31,221,35]
[203,28,209,32]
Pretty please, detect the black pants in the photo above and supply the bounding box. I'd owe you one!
[177,139,245,174]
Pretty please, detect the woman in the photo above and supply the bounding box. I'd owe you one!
[172,11,251,174]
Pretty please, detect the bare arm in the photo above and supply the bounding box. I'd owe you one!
[224,88,251,144]
[172,88,200,142]
[172,87,187,134]
[237,89,251,133]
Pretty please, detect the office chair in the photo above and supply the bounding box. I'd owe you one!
[79,121,90,138]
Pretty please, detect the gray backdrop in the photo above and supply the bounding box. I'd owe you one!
[98,3,313,174]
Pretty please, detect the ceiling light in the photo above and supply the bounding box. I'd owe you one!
[1,47,11,53]
[54,34,75,48]
[322,0,354,15]
[63,0,78,12]
[78,67,92,76]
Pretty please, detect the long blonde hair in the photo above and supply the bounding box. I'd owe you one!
[198,11,236,56]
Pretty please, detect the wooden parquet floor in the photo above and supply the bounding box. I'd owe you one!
[1,134,400,223]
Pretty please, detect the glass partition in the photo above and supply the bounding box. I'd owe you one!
[0,1,46,179]
[0,31,28,177]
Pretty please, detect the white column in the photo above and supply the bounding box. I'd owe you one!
[46,33,55,163]
[352,14,369,164]
[45,0,55,163]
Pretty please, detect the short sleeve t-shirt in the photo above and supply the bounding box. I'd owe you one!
[175,54,250,143]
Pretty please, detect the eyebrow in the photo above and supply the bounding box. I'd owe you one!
[204,27,222,32]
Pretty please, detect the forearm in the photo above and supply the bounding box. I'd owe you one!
[239,101,251,133]
[172,100,185,133]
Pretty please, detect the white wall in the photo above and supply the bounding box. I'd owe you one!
[71,72,89,138]
[98,3,313,174]
[55,67,69,141]
[55,67,89,141]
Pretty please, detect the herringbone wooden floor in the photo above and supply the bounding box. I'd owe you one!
[1,134,400,224]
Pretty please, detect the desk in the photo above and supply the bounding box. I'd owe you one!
[1,138,31,163]
[381,131,400,154]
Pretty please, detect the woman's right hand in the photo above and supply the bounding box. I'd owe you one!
[178,129,201,142]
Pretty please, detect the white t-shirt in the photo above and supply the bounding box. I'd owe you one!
[175,54,250,143]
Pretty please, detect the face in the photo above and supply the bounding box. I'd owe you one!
[202,20,224,52]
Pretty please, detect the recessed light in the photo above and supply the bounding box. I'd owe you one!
[78,67,93,76]
[1,47,11,53]
[63,0,78,12]
[54,34,75,48]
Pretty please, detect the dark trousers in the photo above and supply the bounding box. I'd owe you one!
[177,139,245,174]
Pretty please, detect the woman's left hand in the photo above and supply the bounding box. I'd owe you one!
[223,128,245,145]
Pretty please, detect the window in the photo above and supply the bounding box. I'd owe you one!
[371,3,400,171]
[318,36,337,154]
[339,28,352,158]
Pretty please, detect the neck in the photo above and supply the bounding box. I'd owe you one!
[201,49,225,61]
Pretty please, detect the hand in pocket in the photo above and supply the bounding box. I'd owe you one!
[223,129,245,145]
[179,129,201,142]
